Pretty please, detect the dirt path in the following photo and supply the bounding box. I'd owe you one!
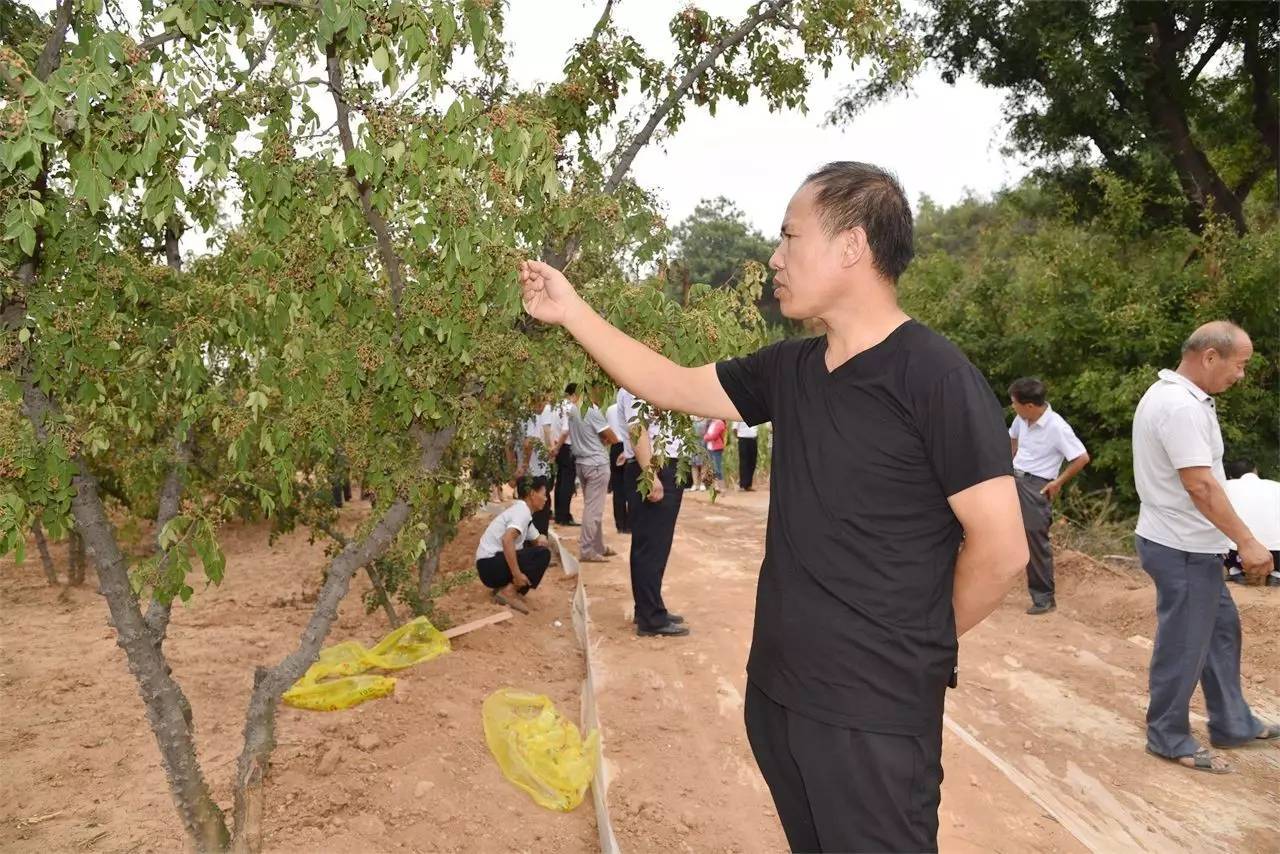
[579,486,1280,853]
[0,505,596,853]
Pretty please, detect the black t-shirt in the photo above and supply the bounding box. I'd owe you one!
[716,320,1012,734]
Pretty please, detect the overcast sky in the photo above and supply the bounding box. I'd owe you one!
[505,0,1033,235]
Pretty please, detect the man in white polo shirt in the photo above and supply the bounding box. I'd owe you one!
[734,420,761,491]
[1008,377,1091,615]
[1223,459,1280,587]
[1132,320,1278,775]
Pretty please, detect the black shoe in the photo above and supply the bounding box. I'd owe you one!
[1227,572,1245,584]
[1026,602,1056,615]
[633,612,684,625]
[637,622,690,637]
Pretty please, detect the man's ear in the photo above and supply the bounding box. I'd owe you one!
[842,226,869,269]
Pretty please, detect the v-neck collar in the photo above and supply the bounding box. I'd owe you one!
[820,319,916,379]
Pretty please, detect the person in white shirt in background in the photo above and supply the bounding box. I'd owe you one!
[552,384,579,527]
[474,477,552,614]
[1223,458,1280,587]
[734,420,761,491]
[618,387,690,637]
[565,385,620,562]
[515,396,558,536]
[689,418,709,491]
[605,399,632,534]
[1008,377,1091,615]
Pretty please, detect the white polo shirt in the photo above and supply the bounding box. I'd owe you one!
[734,421,759,439]
[1009,404,1087,480]
[475,501,539,561]
[522,409,555,477]
[605,403,627,450]
[617,388,682,458]
[1224,473,1280,551]
[1133,369,1230,554]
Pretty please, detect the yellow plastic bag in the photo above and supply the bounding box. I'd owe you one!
[482,688,599,811]
[282,616,450,711]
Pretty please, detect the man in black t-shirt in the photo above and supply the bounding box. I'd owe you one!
[519,162,1027,853]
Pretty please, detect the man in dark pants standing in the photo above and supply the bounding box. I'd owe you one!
[520,162,1028,851]
[606,398,630,533]
[618,387,689,637]
[734,421,759,491]
[1007,377,1090,615]
[1132,321,1278,774]
[552,383,578,526]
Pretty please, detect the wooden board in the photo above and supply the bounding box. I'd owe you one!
[443,610,513,639]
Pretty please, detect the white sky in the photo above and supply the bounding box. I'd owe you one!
[504,0,1033,235]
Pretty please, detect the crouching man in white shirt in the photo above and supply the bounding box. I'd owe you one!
[475,476,552,614]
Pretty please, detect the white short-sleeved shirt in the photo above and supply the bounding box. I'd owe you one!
[555,399,573,446]
[475,501,539,561]
[566,403,611,466]
[618,388,682,457]
[734,421,759,439]
[1133,369,1230,554]
[1224,473,1280,551]
[1009,404,1087,480]
[522,409,555,477]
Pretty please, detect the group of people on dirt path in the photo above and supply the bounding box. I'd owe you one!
[475,161,1273,851]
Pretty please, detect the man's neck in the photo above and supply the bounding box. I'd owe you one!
[1174,362,1210,394]
[1026,406,1047,425]
[819,292,910,369]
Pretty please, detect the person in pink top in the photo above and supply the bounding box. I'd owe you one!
[704,418,727,488]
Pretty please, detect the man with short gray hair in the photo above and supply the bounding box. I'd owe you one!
[1132,320,1278,775]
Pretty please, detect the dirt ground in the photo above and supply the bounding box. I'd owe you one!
[3,483,1279,853]
[0,503,596,853]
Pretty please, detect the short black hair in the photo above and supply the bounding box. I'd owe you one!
[804,161,914,282]
[564,382,578,396]
[517,475,548,498]
[1225,459,1255,480]
[1008,377,1047,406]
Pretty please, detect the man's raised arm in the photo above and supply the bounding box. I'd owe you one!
[519,260,742,420]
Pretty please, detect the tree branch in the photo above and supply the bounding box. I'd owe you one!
[1183,19,1231,88]
[1240,12,1279,183]
[553,0,794,266]
[35,0,74,80]
[325,45,405,318]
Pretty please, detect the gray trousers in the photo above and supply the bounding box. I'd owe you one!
[1136,535,1262,757]
[1015,471,1055,605]
[576,461,610,560]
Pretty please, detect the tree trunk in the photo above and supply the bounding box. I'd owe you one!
[21,382,230,851]
[68,529,86,586]
[229,497,415,853]
[416,536,441,607]
[32,519,58,585]
[366,561,403,628]
[1134,3,1247,234]
[144,433,193,644]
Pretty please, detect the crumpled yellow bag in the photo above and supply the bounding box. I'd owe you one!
[482,688,599,811]
[283,617,450,711]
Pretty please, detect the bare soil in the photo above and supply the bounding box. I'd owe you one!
[2,485,1278,853]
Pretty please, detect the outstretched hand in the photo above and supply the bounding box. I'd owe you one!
[519,260,582,326]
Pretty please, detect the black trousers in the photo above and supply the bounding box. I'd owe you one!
[627,460,684,630]
[738,436,758,490]
[1015,471,1055,605]
[554,444,576,524]
[745,682,943,853]
[475,546,551,592]
[608,443,629,533]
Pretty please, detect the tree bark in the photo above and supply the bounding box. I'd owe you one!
[22,381,230,851]
[67,529,86,585]
[416,533,442,607]
[32,519,58,585]
[1132,3,1247,233]
[366,561,403,628]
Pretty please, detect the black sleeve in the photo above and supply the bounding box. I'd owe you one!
[715,340,788,426]
[920,364,1014,498]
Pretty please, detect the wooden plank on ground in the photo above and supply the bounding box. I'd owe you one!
[443,610,512,639]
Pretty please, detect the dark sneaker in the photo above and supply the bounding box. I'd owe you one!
[637,622,690,637]
[633,612,684,625]
[1026,601,1056,616]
